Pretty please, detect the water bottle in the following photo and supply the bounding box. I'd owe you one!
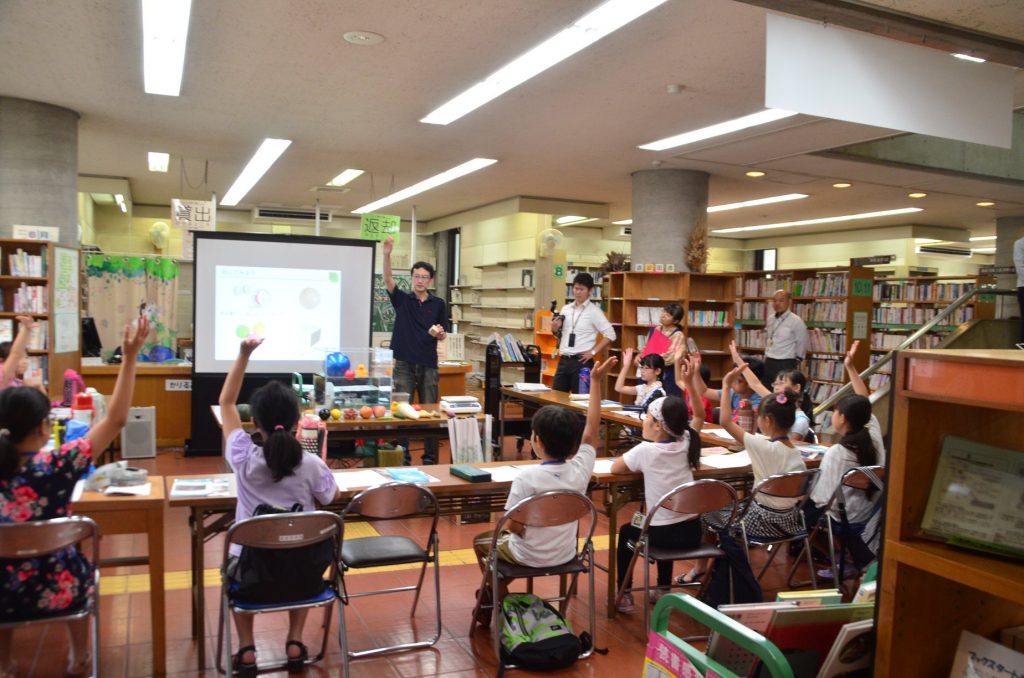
[578,367,591,395]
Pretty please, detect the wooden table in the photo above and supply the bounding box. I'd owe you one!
[83,364,192,447]
[75,477,167,676]
[497,387,744,454]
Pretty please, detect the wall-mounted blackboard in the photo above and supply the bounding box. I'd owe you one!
[372,273,411,333]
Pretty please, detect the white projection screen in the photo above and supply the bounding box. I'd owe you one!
[193,232,374,374]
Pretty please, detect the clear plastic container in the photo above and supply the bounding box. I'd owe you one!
[391,391,410,404]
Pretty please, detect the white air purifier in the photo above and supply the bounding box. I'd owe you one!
[121,406,156,459]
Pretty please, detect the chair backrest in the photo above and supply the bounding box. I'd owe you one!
[498,490,597,543]
[343,481,438,521]
[752,468,820,503]
[0,516,99,562]
[841,465,885,492]
[226,510,342,552]
[649,479,739,530]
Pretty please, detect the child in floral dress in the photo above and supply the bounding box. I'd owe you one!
[0,317,148,678]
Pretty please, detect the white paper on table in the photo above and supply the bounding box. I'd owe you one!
[610,410,641,420]
[707,429,737,442]
[699,451,751,469]
[333,469,388,491]
[171,478,231,497]
[72,479,85,502]
[487,466,524,483]
[592,458,616,474]
[104,482,153,496]
[513,382,550,392]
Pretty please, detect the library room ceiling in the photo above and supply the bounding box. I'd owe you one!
[1,0,1022,240]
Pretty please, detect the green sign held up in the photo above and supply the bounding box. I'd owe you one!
[360,213,401,243]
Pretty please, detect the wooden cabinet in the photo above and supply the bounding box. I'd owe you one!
[0,239,80,399]
[875,349,1024,676]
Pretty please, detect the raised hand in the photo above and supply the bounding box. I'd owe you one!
[844,340,860,369]
[729,339,742,363]
[723,363,747,388]
[240,337,264,356]
[382,235,394,256]
[623,347,635,365]
[591,356,618,382]
[121,317,150,359]
[15,314,36,330]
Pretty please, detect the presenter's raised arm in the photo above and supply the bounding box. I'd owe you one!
[382,236,396,293]
[219,338,263,440]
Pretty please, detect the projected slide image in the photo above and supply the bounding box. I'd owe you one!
[215,265,342,361]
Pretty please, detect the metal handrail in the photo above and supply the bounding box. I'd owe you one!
[813,284,1015,416]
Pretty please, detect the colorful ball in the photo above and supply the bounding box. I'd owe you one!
[317,408,330,421]
[325,352,351,377]
[344,368,355,380]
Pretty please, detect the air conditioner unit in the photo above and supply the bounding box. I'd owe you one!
[618,226,632,237]
[252,207,333,223]
[917,245,972,258]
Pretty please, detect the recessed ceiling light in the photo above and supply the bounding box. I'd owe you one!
[971,247,996,253]
[421,0,668,125]
[612,219,633,225]
[908,192,928,199]
[976,201,995,207]
[745,171,767,178]
[711,207,922,234]
[148,152,170,173]
[343,31,385,45]
[352,158,497,214]
[708,193,808,213]
[952,53,986,63]
[556,216,587,224]
[832,182,852,189]
[969,236,996,241]
[639,109,797,151]
[142,0,192,96]
[327,169,365,187]
[221,138,293,207]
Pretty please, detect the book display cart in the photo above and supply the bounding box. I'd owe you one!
[606,272,737,391]
[0,238,80,399]
[875,349,1024,676]
[734,266,873,403]
[868,275,995,391]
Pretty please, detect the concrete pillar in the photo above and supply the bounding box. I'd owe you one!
[630,169,709,272]
[995,215,1024,321]
[0,97,79,246]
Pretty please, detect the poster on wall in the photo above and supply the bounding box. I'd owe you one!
[171,198,216,231]
[53,246,80,353]
[54,313,79,353]
[372,273,410,332]
[12,225,60,242]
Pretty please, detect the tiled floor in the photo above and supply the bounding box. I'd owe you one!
[5,441,822,677]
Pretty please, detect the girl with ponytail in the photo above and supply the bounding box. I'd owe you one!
[218,338,341,676]
[1,317,149,677]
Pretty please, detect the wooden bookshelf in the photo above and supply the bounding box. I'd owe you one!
[0,239,80,400]
[734,266,873,403]
[868,275,995,391]
[459,259,538,378]
[875,349,1024,676]
[605,272,737,392]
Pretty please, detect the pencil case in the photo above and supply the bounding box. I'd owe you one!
[450,464,492,483]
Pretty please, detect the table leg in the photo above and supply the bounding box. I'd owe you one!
[602,484,633,619]
[498,392,507,461]
[192,508,207,670]
[146,507,166,676]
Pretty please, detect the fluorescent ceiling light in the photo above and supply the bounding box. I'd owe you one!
[971,247,996,253]
[907,192,927,199]
[328,169,365,187]
[114,194,127,213]
[832,182,852,189]
[915,238,942,244]
[745,170,767,178]
[221,138,292,207]
[712,207,922,234]
[420,0,669,125]
[352,158,497,214]
[556,215,587,224]
[952,53,986,63]
[976,201,995,207]
[612,219,633,225]
[142,0,192,96]
[639,109,797,151]
[707,193,807,213]
[148,152,170,172]
[969,235,996,241]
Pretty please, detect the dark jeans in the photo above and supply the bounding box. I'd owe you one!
[393,359,439,465]
[617,519,703,588]
[552,355,593,393]
[1018,287,1024,343]
[763,357,798,387]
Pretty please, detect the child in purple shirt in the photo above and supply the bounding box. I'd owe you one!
[219,338,340,677]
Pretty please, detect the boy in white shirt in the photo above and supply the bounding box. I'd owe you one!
[472,356,617,623]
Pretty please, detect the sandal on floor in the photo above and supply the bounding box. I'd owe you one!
[673,568,706,586]
[286,640,308,674]
[66,655,91,678]
[232,645,257,678]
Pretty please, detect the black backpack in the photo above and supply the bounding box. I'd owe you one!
[231,503,335,604]
[498,593,586,672]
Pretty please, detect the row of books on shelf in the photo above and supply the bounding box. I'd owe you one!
[736,272,849,298]
[12,283,48,313]
[634,306,663,325]
[6,247,47,277]
[687,309,729,327]
[870,331,944,351]
[738,327,847,353]
[807,356,845,382]
[0,318,47,348]
[873,305,973,325]
[736,300,847,323]
[809,380,843,402]
[567,268,604,285]
[872,280,976,302]
[868,372,891,390]
[565,283,602,300]
[487,332,528,363]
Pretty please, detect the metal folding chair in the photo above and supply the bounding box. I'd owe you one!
[0,516,100,678]
[216,510,342,675]
[469,489,599,670]
[615,479,740,632]
[734,469,820,587]
[337,482,441,665]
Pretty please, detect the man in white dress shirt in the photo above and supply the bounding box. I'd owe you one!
[764,289,808,386]
[1015,235,1024,345]
[552,273,616,393]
